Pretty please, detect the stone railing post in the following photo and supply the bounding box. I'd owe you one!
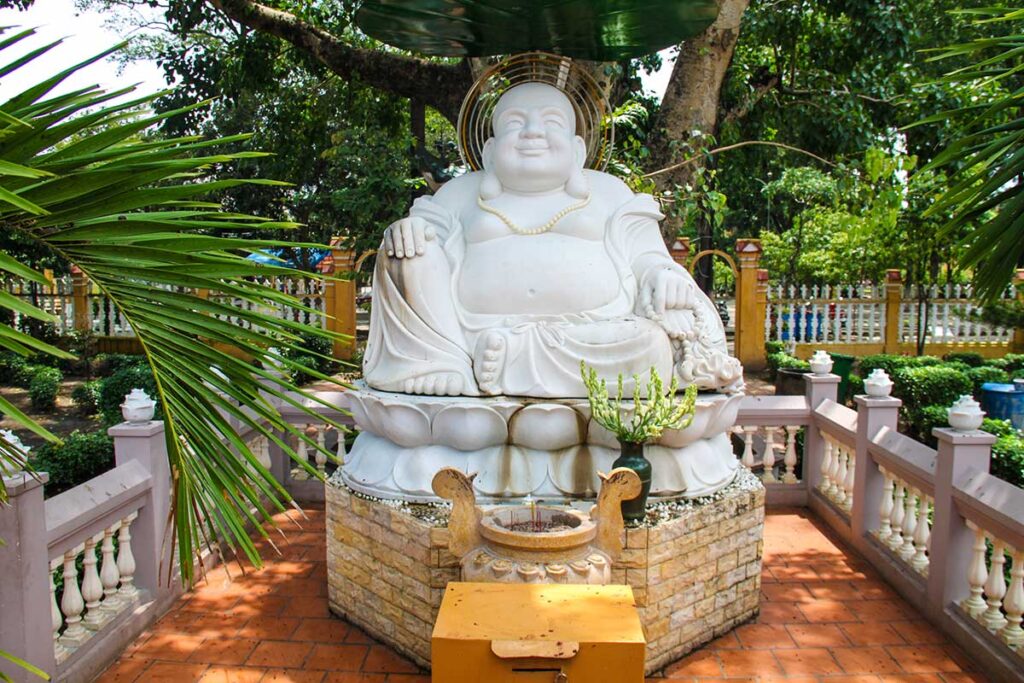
[108,421,170,596]
[735,239,765,371]
[928,428,995,612]
[851,393,901,541]
[883,269,902,354]
[1013,268,1024,353]
[325,237,358,361]
[0,473,56,682]
[803,372,840,492]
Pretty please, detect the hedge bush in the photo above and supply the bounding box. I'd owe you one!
[766,351,810,378]
[966,366,1011,395]
[892,366,972,419]
[765,340,786,355]
[29,366,62,411]
[992,431,1024,490]
[913,405,950,445]
[1003,354,1024,373]
[984,357,1011,370]
[71,380,102,415]
[944,352,985,367]
[858,354,941,378]
[99,364,160,425]
[0,351,27,384]
[31,431,114,497]
[93,353,148,378]
[288,354,320,387]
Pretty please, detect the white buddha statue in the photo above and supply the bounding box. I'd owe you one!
[364,82,741,399]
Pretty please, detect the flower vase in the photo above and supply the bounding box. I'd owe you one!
[612,440,651,522]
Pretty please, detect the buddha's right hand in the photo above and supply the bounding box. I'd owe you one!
[383,216,436,259]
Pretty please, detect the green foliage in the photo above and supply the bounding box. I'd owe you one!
[992,430,1024,490]
[1003,354,1024,373]
[98,366,160,426]
[0,351,28,385]
[945,352,985,367]
[93,353,148,378]
[983,417,1016,438]
[858,354,942,377]
[28,367,62,412]
[767,352,810,378]
[914,404,951,445]
[966,366,1011,395]
[288,355,320,388]
[31,431,114,497]
[892,365,972,423]
[765,341,786,354]
[581,363,697,444]
[71,381,102,416]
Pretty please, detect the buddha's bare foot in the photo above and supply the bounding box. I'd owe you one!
[403,373,466,396]
[475,331,507,395]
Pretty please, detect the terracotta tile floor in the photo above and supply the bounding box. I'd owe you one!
[98,506,987,683]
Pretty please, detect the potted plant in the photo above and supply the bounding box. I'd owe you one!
[581,362,698,522]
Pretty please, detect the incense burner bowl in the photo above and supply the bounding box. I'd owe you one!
[432,467,641,585]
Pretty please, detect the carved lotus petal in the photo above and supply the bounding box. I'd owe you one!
[509,404,584,450]
[468,445,544,496]
[374,399,431,447]
[548,446,602,496]
[339,391,379,435]
[342,432,397,487]
[657,401,714,447]
[393,445,469,496]
[432,404,507,450]
[704,393,744,436]
[644,445,688,495]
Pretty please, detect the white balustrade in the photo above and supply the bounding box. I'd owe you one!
[983,541,1009,633]
[819,435,834,494]
[49,514,140,659]
[911,494,931,575]
[842,450,855,513]
[1003,548,1024,649]
[733,424,805,484]
[960,520,1024,652]
[783,425,800,484]
[963,521,989,618]
[899,489,918,562]
[762,426,779,483]
[889,483,905,552]
[876,468,893,544]
[873,470,932,576]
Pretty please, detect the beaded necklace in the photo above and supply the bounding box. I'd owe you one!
[476,192,591,236]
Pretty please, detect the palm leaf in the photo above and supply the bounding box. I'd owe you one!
[0,32,350,583]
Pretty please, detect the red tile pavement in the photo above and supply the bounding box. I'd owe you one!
[97,506,985,682]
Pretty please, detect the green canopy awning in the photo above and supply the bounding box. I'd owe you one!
[355,0,720,61]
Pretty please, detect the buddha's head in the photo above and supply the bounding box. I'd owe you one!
[480,82,588,198]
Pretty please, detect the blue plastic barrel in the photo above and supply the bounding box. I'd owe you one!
[980,380,1024,430]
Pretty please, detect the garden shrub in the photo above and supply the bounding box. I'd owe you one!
[1013,369,1024,381]
[284,332,339,377]
[99,364,160,425]
[983,417,1015,438]
[93,353,148,378]
[858,354,941,378]
[1003,354,1024,373]
[0,351,28,385]
[765,341,786,354]
[942,361,972,374]
[289,354,320,387]
[71,380,102,415]
[892,366,972,422]
[31,431,114,497]
[944,352,985,367]
[984,357,1011,370]
[29,366,63,411]
[847,374,864,400]
[913,405,950,446]
[992,431,1024,490]
[767,351,810,378]
[966,366,1011,395]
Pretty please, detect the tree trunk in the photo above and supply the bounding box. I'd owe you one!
[644,0,751,292]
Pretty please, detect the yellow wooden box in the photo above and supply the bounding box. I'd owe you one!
[431,582,646,683]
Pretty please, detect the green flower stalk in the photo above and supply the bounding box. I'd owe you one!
[581,362,698,444]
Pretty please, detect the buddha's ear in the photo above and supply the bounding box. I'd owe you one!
[573,135,587,168]
[479,139,502,199]
[566,135,590,199]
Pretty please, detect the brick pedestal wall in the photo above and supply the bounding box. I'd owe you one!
[326,473,765,675]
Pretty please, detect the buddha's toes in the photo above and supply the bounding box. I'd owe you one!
[403,373,465,396]
[475,331,507,395]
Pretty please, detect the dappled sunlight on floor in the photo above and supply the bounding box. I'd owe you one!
[98,506,985,682]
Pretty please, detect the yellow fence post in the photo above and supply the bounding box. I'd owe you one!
[883,269,902,354]
[70,265,90,333]
[326,238,358,360]
[1014,268,1024,353]
[735,239,765,371]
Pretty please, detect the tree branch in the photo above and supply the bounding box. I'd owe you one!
[721,73,780,127]
[205,0,473,123]
[779,86,895,105]
[643,140,836,179]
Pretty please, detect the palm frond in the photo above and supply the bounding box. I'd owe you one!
[0,30,349,582]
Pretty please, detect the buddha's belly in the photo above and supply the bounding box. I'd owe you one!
[458,236,621,315]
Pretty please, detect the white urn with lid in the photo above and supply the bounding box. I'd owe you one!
[809,350,834,375]
[864,369,893,397]
[121,388,156,424]
[947,395,985,432]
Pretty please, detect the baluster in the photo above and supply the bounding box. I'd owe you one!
[762,426,779,482]
[877,468,893,543]
[888,482,905,551]
[50,558,69,662]
[819,434,834,494]
[782,426,799,484]
[1001,547,1024,649]
[99,522,122,619]
[983,540,1009,632]
[294,427,310,481]
[775,299,784,341]
[842,451,855,513]
[911,495,931,575]
[827,439,842,500]
[81,534,105,629]
[832,445,848,505]
[315,424,328,473]
[899,488,918,561]
[963,522,989,618]
[740,426,757,469]
[765,301,773,341]
[856,297,865,341]
[59,545,88,647]
[117,513,138,602]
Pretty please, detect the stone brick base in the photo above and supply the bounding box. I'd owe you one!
[326,472,765,675]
